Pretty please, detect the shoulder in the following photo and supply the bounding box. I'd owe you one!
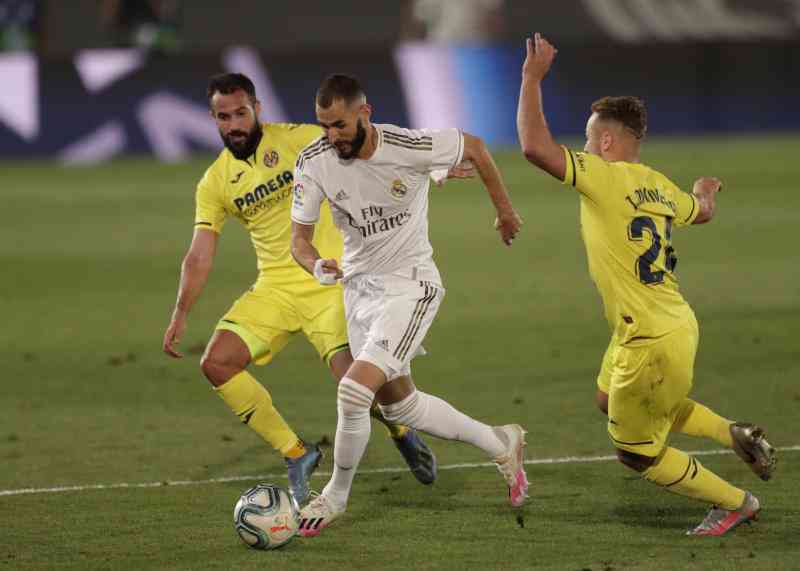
[265,122,322,138]
[199,151,229,189]
[266,123,324,154]
[569,150,609,177]
[379,124,434,151]
[644,164,679,189]
[295,135,334,172]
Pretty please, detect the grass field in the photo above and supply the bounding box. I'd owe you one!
[1,135,799,570]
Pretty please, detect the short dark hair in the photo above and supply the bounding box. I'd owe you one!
[591,96,647,139]
[206,73,257,106]
[316,74,365,109]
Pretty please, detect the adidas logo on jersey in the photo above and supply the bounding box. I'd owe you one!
[334,189,349,201]
[374,339,390,352]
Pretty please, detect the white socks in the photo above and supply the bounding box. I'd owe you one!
[379,390,505,458]
[322,381,507,510]
[322,377,374,509]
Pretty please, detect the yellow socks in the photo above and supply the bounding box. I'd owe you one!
[215,371,306,458]
[370,403,409,439]
[671,399,734,448]
[643,447,745,510]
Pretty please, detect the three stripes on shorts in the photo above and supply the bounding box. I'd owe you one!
[394,281,439,361]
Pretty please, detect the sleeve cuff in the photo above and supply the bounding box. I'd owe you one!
[290,216,319,225]
[562,146,577,188]
[684,193,699,224]
[194,221,221,233]
[452,129,465,169]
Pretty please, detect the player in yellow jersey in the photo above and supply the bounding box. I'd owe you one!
[517,34,777,536]
[162,73,438,505]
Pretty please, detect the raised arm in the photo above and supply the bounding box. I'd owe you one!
[461,132,523,245]
[517,33,566,181]
[691,177,722,225]
[163,228,218,358]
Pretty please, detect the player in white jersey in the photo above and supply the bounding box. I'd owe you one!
[290,74,528,537]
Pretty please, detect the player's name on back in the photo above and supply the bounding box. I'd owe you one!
[625,187,678,213]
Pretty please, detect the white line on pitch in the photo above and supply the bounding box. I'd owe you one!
[1,445,796,498]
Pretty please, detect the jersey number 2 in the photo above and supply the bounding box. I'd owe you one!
[628,216,676,285]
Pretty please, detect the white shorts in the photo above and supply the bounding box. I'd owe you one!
[343,274,444,381]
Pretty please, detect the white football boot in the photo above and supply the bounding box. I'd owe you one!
[492,424,529,507]
[297,493,345,537]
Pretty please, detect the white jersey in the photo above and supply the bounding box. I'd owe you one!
[291,123,464,283]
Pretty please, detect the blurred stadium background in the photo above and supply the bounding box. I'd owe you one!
[1,0,799,160]
[2,1,799,569]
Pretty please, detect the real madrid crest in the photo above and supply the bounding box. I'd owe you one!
[263,149,280,168]
[390,178,408,199]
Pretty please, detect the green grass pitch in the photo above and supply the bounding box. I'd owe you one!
[1,135,798,570]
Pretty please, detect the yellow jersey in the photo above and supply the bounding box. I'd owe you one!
[195,123,342,288]
[561,147,699,344]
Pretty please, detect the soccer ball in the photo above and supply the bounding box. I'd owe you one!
[233,483,299,550]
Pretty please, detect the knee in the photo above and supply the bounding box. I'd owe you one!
[379,391,419,425]
[337,378,375,417]
[200,352,244,387]
[596,390,609,415]
[616,449,656,473]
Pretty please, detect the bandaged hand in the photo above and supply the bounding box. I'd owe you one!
[313,258,342,285]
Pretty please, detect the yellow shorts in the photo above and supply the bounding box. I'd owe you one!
[596,335,617,394]
[606,314,699,457]
[215,281,348,366]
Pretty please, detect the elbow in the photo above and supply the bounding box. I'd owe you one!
[462,132,488,162]
[521,147,546,168]
[693,201,715,225]
[694,210,714,225]
[521,147,538,164]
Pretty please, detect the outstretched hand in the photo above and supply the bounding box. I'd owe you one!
[692,176,723,196]
[163,312,187,358]
[495,209,524,246]
[522,32,558,81]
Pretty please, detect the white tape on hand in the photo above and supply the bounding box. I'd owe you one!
[313,259,338,285]
[430,168,448,185]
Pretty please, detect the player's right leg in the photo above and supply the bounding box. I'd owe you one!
[376,375,528,508]
[299,359,386,537]
[201,292,321,505]
[608,321,758,535]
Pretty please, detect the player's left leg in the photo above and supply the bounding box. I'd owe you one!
[598,359,775,480]
[670,399,776,481]
[608,320,757,536]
